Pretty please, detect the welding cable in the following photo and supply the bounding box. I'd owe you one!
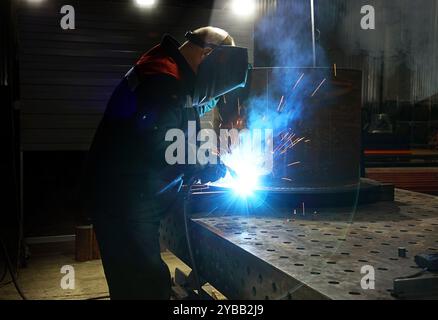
[183,178,203,299]
[0,281,13,289]
[0,247,7,283]
[86,295,110,300]
[0,238,27,300]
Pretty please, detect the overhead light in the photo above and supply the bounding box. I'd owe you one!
[135,0,157,8]
[231,0,256,17]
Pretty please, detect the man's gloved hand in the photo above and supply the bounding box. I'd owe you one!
[195,97,220,117]
[195,163,227,184]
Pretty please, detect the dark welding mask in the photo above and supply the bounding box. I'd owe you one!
[185,31,249,113]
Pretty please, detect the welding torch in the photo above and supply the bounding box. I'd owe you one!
[227,166,238,179]
[156,165,237,196]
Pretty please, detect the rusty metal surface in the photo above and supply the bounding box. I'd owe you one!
[161,189,438,300]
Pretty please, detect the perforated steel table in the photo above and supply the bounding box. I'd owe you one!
[161,189,438,300]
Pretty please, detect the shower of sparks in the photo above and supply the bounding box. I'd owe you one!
[275,73,306,115]
[311,78,326,97]
[273,134,306,158]
[291,137,305,147]
[212,126,306,196]
[210,130,272,197]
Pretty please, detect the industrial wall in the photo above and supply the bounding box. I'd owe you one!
[319,0,438,148]
[255,0,438,148]
[320,0,438,104]
[18,0,254,152]
[19,0,438,151]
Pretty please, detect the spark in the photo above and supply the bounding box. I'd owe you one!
[287,161,301,167]
[217,110,224,122]
[277,95,285,113]
[282,178,293,182]
[302,202,306,216]
[274,136,293,155]
[273,138,291,154]
[311,78,326,97]
[291,137,305,147]
[277,128,290,137]
[277,136,305,155]
[292,73,305,91]
[334,63,337,77]
[280,132,290,141]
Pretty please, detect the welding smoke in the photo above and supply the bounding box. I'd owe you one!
[246,0,330,134]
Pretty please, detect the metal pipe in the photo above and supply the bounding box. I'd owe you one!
[310,0,316,67]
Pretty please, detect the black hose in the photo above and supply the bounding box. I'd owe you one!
[0,248,7,283]
[0,238,27,300]
[183,179,203,299]
[86,295,110,300]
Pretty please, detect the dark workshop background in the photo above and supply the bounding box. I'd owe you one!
[4,0,438,240]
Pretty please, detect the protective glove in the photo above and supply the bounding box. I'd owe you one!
[193,163,227,184]
[195,97,220,117]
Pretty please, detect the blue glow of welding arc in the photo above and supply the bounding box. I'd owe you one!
[228,169,259,198]
[211,157,266,199]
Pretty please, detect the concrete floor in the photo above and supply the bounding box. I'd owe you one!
[0,242,224,300]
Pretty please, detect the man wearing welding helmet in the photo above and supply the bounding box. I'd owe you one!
[85,27,248,300]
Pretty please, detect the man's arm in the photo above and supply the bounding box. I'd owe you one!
[134,75,205,183]
[134,75,226,188]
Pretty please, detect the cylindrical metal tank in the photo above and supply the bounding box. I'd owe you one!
[247,67,362,188]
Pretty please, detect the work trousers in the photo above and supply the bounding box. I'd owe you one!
[93,214,171,300]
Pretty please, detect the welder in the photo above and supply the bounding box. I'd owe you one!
[84,27,248,300]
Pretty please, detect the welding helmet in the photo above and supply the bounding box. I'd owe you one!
[185,31,249,112]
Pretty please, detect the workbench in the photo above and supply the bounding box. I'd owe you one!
[160,189,438,300]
